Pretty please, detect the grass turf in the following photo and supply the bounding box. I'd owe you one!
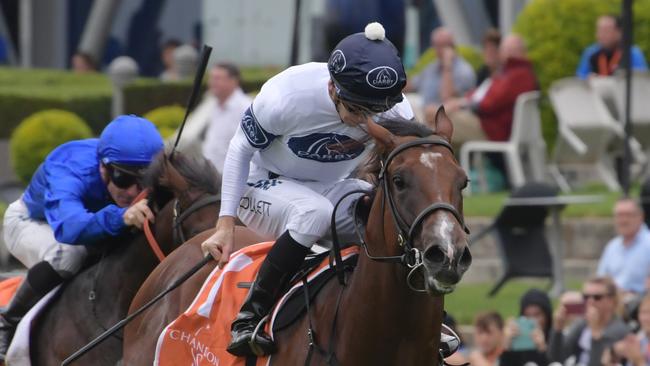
[463,184,638,218]
[445,279,584,325]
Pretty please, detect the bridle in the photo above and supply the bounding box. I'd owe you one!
[331,136,469,292]
[172,192,221,245]
[138,189,221,262]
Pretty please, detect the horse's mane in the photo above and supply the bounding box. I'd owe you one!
[142,147,221,209]
[356,119,435,186]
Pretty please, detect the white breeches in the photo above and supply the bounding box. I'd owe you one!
[238,170,372,248]
[3,198,87,277]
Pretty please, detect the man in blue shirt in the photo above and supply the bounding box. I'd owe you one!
[576,15,648,79]
[0,115,164,359]
[597,198,650,294]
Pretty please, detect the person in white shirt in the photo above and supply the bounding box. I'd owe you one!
[201,22,414,357]
[201,63,252,175]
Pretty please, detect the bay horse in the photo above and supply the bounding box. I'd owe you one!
[123,108,471,365]
[27,150,223,366]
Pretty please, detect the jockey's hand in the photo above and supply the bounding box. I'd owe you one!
[201,216,235,268]
[123,199,155,229]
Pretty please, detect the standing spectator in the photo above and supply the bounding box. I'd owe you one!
[71,52,97,73]
[500,288,552,366]
[444,34,538,149]
[201,63,252,175]
[476,28,501,86]
[469,311,505,366]
[576,14,648,80]
[159,39,181,81]
[407,27,476,125]
[549,276,630,366]
[602,293,650,366]
[597,198,650,296]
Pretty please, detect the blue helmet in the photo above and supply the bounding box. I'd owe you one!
[328,22,406,112]
[97,115,164,169]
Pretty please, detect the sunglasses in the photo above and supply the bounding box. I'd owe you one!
[107,165,141,189]
[582,293,609,301]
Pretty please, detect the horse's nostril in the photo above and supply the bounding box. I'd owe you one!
[424,245,446,265]
[458,246,472,269]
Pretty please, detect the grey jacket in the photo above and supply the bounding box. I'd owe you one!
[548,317,630,366]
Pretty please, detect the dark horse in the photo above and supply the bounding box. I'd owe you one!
[27,150,222,366]
[123,109,472,365]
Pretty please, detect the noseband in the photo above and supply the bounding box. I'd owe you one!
[172,193,221,244]
[331,136,468,292]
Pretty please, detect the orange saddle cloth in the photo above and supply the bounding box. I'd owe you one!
[0,276,23,307]
[155,242,358,366]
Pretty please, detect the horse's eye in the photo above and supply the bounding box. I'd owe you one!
[461,178,470,190]
[392,175,406,190]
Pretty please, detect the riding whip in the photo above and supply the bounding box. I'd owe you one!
[61,255,213,366]
[169,44,213,160]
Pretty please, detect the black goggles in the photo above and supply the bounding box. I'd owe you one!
[107,164,142,189]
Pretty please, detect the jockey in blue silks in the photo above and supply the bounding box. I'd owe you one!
[0,115,164,360]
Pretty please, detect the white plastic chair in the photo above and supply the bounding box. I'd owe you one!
[460,91,545,194]
[548,78,623,192]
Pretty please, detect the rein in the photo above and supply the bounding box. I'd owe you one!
[132,189,166,261]
[133,189,220,262]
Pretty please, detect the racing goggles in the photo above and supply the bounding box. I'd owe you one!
[107,164,143,189]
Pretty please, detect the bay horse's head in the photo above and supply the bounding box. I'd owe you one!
[362,108,471,296]
[142,149,221,246]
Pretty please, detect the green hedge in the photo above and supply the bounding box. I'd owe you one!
[10,109,93,183]
[143,105,185,138]
[0,66,278,139]
[514,0,650,146]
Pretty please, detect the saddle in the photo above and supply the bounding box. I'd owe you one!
[273,251,357,332]
[154,242,359,366]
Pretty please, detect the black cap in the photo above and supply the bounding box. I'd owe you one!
[328,22,406,111]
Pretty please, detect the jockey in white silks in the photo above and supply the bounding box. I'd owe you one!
[201,23,420,357]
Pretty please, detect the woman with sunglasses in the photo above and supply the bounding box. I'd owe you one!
[0,115,163,360]
[549,276,631,366]
[200,22,416,357]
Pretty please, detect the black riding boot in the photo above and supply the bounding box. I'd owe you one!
[0,261,64,361]
[227,231,310,357]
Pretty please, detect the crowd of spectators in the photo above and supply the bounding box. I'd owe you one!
[445,195,650,366]
[406,13,648,189]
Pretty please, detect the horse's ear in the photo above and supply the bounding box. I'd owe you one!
[163,155,190,193]
[366,117,396,151]
[433,106,454,142]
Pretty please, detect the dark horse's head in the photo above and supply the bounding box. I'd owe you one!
[141,148,221,244]
[361,108,472,296]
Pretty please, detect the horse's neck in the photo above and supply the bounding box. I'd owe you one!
[95,201,177,316]
[336,255,442,364]
[335,195,443,364]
